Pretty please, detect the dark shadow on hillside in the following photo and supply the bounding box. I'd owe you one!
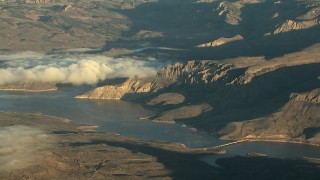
[103,0,319,61]
[68,140,320,180]
[69,140,222,180]
[304,127,320,139]
[216,156,320,180]
[176,63,320,132]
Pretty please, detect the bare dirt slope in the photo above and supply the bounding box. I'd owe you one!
[0,112,319,179]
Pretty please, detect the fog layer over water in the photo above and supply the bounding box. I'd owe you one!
[0,52,219,147]
[0,126,51,171]
[0,52,158,85]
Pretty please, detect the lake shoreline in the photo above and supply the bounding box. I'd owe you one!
[0,88,58,92]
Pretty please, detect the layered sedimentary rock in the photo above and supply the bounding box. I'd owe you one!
[157,60,237,84]
[75,77,169,100]
[273,20,307,34]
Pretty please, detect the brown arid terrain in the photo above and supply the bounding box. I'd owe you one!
[0,0,150,52]
[1,0,320,179]
[0,112,319,180]
[77,43,320,145]
[0,112,218,179]
[0,0,319,56]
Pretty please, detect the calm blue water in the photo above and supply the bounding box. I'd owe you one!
[1,87,320,160]
[0,86,222,148]
[202,141,320,166]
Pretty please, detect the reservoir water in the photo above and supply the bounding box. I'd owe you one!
[0,86,222,148]
[0,87,319,160]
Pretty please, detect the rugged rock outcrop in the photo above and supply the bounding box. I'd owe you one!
[157,60,237,84]
[291,89,320,104]
[76,60,239,100]
[77,47,320,144]
[196,35,244,48]
[273,20,306,34]
[216,0,264,25]
[75,77,169,100]
[218,89,320,142]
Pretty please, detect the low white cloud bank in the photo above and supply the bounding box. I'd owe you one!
[0,126,51,171]
[0,52,158,85]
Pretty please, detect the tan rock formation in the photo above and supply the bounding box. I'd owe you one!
[290,89,320,104]
[273,20,306,34]
[219,88,320,142]
[75,77,167,100]
[158,60,236,84]
[196,35,244,47]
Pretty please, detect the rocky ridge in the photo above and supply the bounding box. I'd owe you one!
[75,77,169,100]
[77,47,320,144]
[219,88,320,143]
[196,35,244,47]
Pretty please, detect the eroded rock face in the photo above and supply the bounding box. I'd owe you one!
[273,20,306,34]
[76,60,238,100]
[158,60,237,84]
[75,77,168,100]
[76,53,320,143]
[290,89,320,104]
[219,89,320,142]
[269,5,319,35]
[215,0,265,25]
[196,35,244,48]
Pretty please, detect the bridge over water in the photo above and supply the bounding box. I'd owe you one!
[190,139,248,153]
